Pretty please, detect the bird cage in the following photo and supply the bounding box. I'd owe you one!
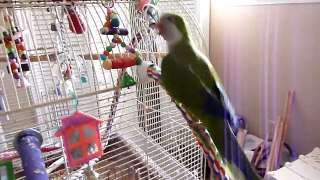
[0,0,209,179]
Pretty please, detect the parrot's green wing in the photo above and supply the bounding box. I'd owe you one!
[185,50,260,180]
[188,50,236,124]
[188,51,222,100]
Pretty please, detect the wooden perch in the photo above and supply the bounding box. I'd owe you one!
[0,145,60,161]
[265,116,283,173]
[0,52,167,62]
[265,91,294,176]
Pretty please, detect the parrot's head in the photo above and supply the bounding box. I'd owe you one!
[156,13,189,46]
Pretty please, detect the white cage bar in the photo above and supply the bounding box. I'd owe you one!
[0,0,208,179]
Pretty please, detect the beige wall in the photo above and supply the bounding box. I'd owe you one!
[210,3,320,155]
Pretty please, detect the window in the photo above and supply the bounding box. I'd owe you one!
[66,124,101,161]
[68,128,80,144]
[70,147,83,160]
[83,125,95,139]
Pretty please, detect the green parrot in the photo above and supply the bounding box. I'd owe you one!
[156,13,261,180]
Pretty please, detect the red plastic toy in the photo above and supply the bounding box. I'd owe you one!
[55,111,103,167]
[65,2,86,34]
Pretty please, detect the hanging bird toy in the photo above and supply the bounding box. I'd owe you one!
[100,0,144,88]
[1,14,31,88]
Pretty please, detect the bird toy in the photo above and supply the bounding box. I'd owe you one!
[135,0,158,27]
[51,0,87,34]
[100,0,143,88]
[100,0,128,36]
[130,0,159,48]
[1,14,30,88]
[65,0,87,34]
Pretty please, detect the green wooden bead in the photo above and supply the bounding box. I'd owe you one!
[121,42,126,48]
[106,46,113,52]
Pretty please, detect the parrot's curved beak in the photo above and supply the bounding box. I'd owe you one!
[156,21,164,35]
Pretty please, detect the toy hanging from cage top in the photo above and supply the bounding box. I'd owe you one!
[60,61,75,93]
[135,0,159,28]
[130,0,159,48]
[55,93,104,168]
[65,0,87,34]
[122,72,136,88]
[100,0,128,36]
[48,3,89,96]
[1,14,31,88]
[49,1,86,35]
[100,1,143,88]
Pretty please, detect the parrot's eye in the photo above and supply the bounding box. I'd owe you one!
[167,16,174,23]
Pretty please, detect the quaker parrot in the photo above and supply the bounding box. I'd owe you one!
[156,13,261,180]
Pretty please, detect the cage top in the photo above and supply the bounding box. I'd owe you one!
[0,0,136,6]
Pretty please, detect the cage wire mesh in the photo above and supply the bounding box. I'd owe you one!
[0,0,209,179]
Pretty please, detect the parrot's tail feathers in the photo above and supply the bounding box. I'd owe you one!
[225,124,261,180]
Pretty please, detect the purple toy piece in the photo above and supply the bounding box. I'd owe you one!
[13,129,49,180]
[101,27,129,36]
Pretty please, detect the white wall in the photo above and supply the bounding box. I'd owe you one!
[210,2,320,155]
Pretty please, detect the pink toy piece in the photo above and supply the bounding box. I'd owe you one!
[136,0,151,12]
[107,8,112,15]
[0,145,60,161]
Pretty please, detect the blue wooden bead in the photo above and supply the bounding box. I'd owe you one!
[56,86,62,96]
[81,74,88,83]
[21,54,28,60]
[111,18,120,27]
[100,54,107,60]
